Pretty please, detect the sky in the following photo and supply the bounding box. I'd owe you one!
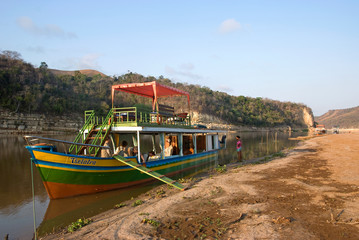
[1,0,358,116]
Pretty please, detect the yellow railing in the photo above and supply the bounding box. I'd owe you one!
[112,107,191,127]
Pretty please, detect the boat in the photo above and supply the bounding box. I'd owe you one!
[24,81,226,199]
[315,124,327,135]
[332,126,339,134]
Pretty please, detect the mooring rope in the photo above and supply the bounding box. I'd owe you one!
[30,158,37,240]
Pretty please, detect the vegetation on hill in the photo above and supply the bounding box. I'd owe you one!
[0,50,312,127]
[315,106,359,128]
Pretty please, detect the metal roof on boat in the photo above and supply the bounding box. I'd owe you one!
[111,81,190,110]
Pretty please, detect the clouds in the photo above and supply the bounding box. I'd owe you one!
[77,54,102,70]
[65,54,102,70]
[17,16,77,39]
[219,19,241,34]
[216,85,233,93]
[54,53,103,71]
[165,63,202,81]
[26,46,45,53]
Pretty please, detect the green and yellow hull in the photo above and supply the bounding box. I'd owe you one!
[26,146,218,199]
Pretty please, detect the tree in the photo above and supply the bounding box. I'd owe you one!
[0,50,22,60]
[39,62,48,70]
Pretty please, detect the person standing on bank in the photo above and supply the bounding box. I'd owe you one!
[236,136,242,161]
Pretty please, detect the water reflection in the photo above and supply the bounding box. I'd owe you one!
[0,131,305,239]
[219,131,301,165]
[37,184,155,236]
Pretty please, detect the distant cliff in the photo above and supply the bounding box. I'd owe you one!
[315,106,359,129]
[191,105,314,130]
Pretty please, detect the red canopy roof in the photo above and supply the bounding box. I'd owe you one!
[112,81,190,111]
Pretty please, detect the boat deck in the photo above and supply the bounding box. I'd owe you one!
[86,107,192,129]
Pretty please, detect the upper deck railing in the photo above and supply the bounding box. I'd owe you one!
[112,107,191,127]
[84,106,191,129]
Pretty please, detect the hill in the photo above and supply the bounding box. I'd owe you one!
[315,106,359,129]
[0,50,314,128]
[49,69,107,77]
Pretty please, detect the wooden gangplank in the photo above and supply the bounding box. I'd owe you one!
[113,155,187,191]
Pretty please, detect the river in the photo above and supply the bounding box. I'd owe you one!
[0,131,305,239]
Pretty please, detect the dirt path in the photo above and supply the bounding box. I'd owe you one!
[43,133,359,240]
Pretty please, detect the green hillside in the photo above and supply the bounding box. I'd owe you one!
[0,50,312,128]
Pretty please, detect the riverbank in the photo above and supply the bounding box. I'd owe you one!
[39,132,359,240]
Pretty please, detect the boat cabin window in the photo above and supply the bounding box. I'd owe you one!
[112,133,136,157]
[139,134,161,161]
[206,134,219,150]
[196,134,206,153]
[165,134,179,156]
[213,135,219,149]
[183,134,194,155]
[113,133,163,161]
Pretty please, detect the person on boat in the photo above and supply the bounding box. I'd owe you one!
[132,146,145,163]
[236,135,242,161]
[101,138,112,158]
[164,138,173,157]
[114,140,131,157]
[143,150,156,162]
[183,142,194,155]
[171,140,179,155]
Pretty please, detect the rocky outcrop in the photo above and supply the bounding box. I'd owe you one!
[0,108,82,134]
[190,112,233,129]
[191,106,314,131]
[301,107,315,128]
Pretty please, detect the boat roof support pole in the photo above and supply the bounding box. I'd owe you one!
[179,133,183,156]
[152,83,158,112]
[193,133,197,154]
[151,134,156,153]
[160,133,165,159]
[111,87,115,108]
[187,95,190,114]
[137,130,141,164]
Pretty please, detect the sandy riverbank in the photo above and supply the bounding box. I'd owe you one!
[41,133,359,240]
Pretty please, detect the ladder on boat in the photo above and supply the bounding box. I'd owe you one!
[113,155,187,191]
[69,110,96,154]
[70,109,113,156]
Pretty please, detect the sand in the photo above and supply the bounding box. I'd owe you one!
[42,133,359,240]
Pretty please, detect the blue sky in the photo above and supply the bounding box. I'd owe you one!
[1,0,358,116]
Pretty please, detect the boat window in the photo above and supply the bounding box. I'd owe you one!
[138,134,161,161]
[166,134,179,156]
[112,133,136,157]
[206,134,218,150]
[196,134,206,152]
[183,134,194,155]
[213,135,219,149]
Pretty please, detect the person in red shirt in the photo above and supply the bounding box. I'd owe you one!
[236,136,242,161]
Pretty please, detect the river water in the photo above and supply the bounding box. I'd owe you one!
[0,131,305,239]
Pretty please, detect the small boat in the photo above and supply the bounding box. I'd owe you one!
[24,81,226,199]
[315,124,327,135]
[332,126,339,134]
